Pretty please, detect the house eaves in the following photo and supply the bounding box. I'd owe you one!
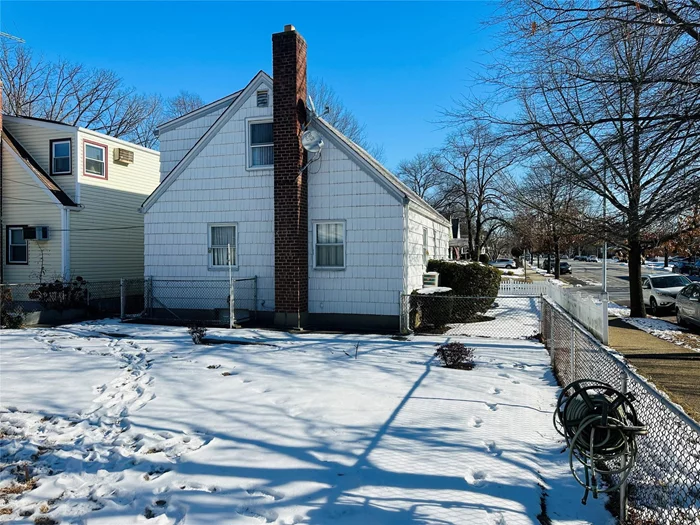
[156,89,244,135]
[2,129,78,208]
[141,70,272,212]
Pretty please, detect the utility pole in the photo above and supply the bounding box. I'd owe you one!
[602,163,608,294]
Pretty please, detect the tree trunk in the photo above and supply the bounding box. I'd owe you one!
[628,236,646,318]
[554,237,561,279]
[664,247,669,268]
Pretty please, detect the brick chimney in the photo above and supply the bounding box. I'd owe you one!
[272,25,308,327]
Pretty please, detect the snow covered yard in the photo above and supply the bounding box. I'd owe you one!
[622,316,700,352]
[0,321,612,525]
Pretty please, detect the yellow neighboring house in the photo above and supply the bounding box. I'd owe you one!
[1,115,160,284]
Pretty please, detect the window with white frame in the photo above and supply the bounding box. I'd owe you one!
[209,224,237,267]
[51,139,71,175]
[249,122,273,167]
[7,227,28,264]
[84,142,107,178]
[314,222,345,268]
[423,227,429,265]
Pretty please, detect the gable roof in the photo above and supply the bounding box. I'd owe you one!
[142,71,272,212]
[141,70,448,226]
[2,129,78,208]
[313,118,449,226]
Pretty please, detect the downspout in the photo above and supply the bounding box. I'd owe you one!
[61,207,70,280]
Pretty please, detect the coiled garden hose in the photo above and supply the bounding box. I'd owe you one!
[554,379,647,504]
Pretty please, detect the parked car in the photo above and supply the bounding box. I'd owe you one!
[560,255,569,260]
[586,255,599,262]
[672,259,700,276]
[641,274,693,315]
[489,258,516,269]
[559,262,572,274]
[541,259,571,274]
[676,283,700,328]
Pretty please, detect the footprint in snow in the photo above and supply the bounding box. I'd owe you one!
[236,506,279,523]
[498,373,511,378]
[486,403,499,411]
[246,487,285,501]
[464,470,488,487]
[490,387,502,395]
[468,416,483,428]
[485,441,503,456]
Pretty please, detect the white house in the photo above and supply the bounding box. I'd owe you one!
[1,113,160,284]
[141,25,449,330]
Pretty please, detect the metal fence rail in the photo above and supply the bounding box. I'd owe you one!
[400,294,541,339]
[542,297,700,524]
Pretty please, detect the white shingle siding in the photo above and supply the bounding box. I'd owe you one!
[405,206,450,293]
[158,106,228,181]
[144,83,276,311]
[308,137,405,317]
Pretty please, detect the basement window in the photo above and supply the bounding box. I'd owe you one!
[249,121,273,168]
[314,222,345,269]
[257,90,269,107]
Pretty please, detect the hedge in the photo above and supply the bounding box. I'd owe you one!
[426,260,501,297]
[409,288,454,332]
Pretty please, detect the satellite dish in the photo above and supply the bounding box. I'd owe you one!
[306,94,317,117]
[302,129,324,153]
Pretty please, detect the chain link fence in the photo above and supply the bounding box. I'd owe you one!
[128,278,258,326]
[400,294,541,339]
[1,279,131,326]
[542,297,700,524]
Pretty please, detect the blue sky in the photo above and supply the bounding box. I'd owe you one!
[1,1,499,168]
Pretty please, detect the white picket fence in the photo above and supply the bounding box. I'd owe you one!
[499,280,609,343]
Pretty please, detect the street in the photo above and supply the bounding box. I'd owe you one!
[554,259,679,323]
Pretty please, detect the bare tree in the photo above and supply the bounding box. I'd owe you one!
[308,77,385,162]
[452,3,700,317]
[396,152,449,208]
[0,42,161,147]
[433,124,512,260]
[164,90,204,121]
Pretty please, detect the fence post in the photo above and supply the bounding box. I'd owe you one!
[253,276,258,320]
[601,292,609,345]
[619,369,628,523]
[120,278,126,320]
[570,316,576,382]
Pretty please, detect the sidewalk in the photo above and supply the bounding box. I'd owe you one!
[608,318,700,421]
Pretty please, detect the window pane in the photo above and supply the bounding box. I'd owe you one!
[86,158,104,176]
[251,122,273,145]
[317,223,343,244]
[86,144,104,161]
[54,142,70,157]
[54,157,70,173]
[317,245,343,267]
[10,245,27,263]
[211,226,235,247]
[10,229,24,244]
[251,145,273,166]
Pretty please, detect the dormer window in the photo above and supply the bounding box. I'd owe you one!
[50,139,72,175]
[84,140,108,179]
[257,90,269,107]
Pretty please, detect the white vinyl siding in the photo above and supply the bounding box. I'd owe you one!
[406,207,450,294]
[7,227,28,264]
[51,140,71,175]
[314,222,345,269]
[423,227,429,266]
[249,121,273,168]
[209,224,237,268]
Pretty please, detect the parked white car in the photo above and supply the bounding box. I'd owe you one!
[587,255,599,262]
[489,258,516,269]
[641,274,692,315]
[676,283,700,328]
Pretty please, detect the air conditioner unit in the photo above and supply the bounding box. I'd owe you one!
[23,226,49,241]
[422,272,439,288]
[114,147,134,164]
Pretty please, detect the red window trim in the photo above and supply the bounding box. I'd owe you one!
[49,138,72,176]
[83,139,108,180]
